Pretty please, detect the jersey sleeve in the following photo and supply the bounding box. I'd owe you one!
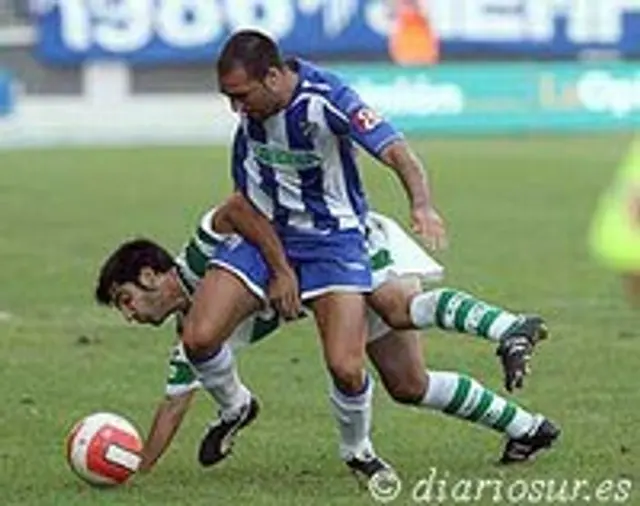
[164,343,200,398]
[197,208,233,243]
[325,85,403,159]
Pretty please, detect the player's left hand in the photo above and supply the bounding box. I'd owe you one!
[268,265,302,320]
[411,204,447,251]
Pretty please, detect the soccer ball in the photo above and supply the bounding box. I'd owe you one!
[66,412,143,487]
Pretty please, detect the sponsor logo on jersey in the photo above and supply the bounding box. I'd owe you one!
[352,107,383,132]
[251,142,321,170]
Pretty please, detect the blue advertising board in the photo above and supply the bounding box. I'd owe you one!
[32,0,640,65]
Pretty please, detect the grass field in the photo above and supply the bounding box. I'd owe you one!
[1,134,638,505]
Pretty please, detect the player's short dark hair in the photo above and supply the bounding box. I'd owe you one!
[217,29,284,81]
[95,238,174,306]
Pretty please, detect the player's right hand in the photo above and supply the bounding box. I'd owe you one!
[268,266,302,320]
[411,204,448,251]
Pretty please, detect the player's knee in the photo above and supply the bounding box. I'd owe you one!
[372,296,410,329]
[384,373,427,405]
[181,319,216,355]
[328,360,366,394]
[371,279,422,330]
[381,309,413,330]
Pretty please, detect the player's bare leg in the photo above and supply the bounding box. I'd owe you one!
[181,267,263,466]
[366,327,560,464]
[366,328,426,404]
[368,278,548,392]
[182,267,262,355]
[310,292,392,480]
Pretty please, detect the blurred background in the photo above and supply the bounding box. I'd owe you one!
[1,0,639,146]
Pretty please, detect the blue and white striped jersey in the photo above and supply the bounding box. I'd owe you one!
[232,58,402,234]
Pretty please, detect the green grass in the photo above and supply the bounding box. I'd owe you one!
[1,134,638,505]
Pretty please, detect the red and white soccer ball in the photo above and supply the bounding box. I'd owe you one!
[66,412,143,487]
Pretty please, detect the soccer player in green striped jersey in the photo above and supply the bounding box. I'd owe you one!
[96,195,559,475]
[590,138,640,304]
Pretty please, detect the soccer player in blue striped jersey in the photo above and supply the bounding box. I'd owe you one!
[179,30,446,480]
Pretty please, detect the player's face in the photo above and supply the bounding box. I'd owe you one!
[219,66,281,120]
[110,272,174,326]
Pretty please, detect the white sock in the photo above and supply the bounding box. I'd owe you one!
[188,344,251,420]
[409,290,440,327]
[329,374,374,460]
[421,371,536,439]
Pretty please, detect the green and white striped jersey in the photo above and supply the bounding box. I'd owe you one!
[173,209,227,294]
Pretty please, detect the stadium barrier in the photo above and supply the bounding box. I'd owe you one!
[0,62,639,148]
[0,69,14,117]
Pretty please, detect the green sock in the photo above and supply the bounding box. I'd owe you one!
[421,371,537,439]
[409,288,521,341]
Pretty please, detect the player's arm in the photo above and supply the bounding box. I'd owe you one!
[138,342,199,474]
[138,390,195,473]
[212,192,301,319]
[328,87,447,250]
[378,140,447,250]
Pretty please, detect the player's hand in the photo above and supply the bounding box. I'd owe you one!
[411,204,447,251]
[135,448,154,475]
[268,265,302,320]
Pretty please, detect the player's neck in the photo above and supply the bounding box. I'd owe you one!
[278,67,299,110]
[169,269,191,311]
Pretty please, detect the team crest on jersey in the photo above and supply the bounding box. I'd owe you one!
[222,234,243,251]
[299,119,319,139]
[352,107,383,132]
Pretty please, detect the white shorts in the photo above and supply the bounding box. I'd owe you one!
[364,212,444,343]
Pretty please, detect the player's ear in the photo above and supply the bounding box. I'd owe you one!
[264,67,280,91]
[138,266,160,290]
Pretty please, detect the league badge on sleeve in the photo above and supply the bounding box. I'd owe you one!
[352,107,383,133]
